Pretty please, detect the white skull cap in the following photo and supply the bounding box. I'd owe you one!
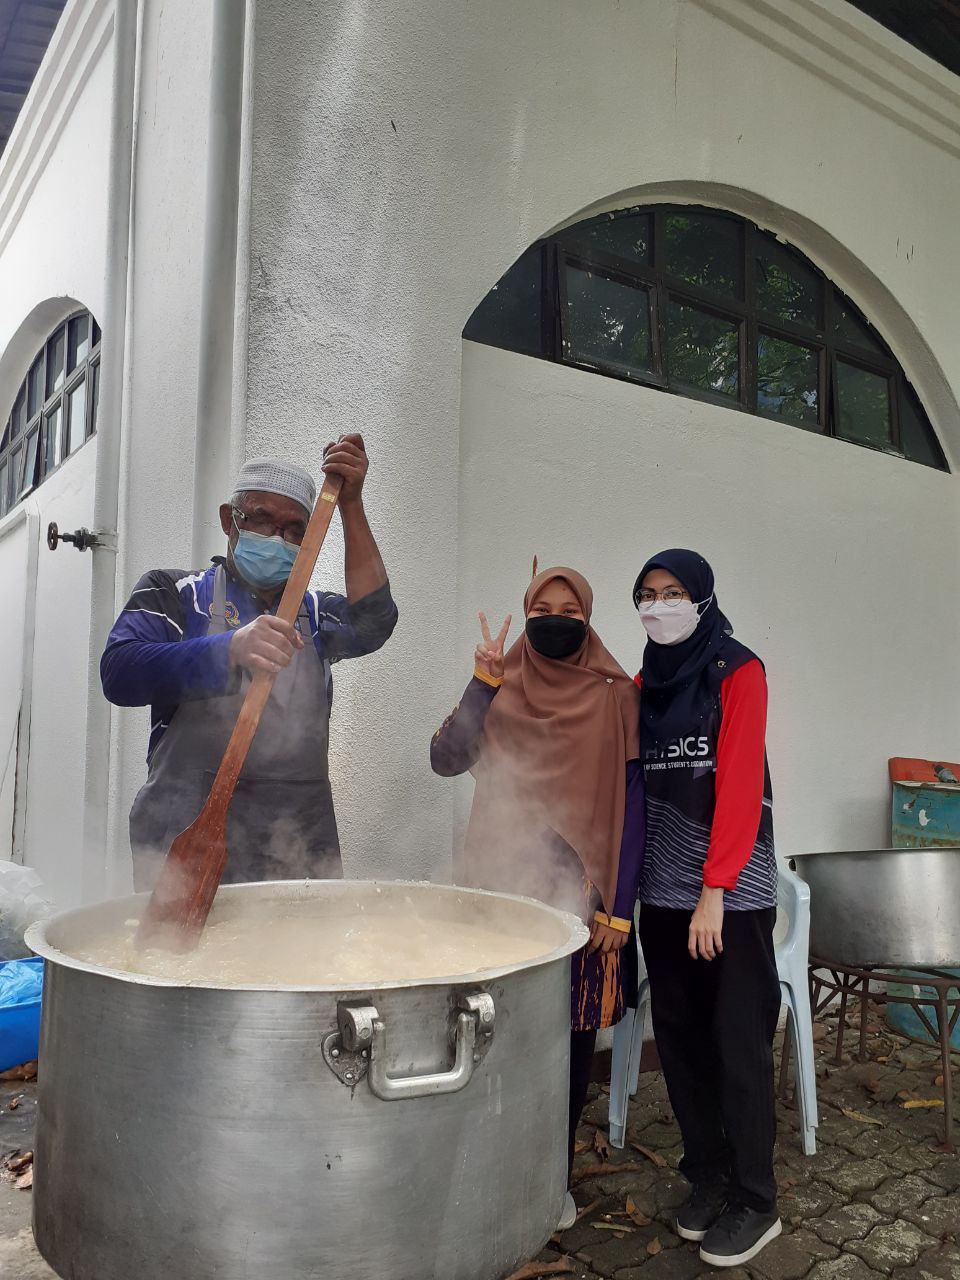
[233,457,316,514]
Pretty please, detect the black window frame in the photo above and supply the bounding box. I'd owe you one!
[0,309,101,518]
[464,205,948,472]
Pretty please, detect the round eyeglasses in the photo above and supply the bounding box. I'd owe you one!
[635,587,690,608]
[232,507,307,546]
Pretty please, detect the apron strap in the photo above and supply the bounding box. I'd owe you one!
[209,564,229,635]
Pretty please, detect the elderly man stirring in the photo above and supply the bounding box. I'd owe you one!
[102,434,397,888]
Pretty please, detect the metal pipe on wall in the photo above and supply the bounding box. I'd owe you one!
[79,0,142,904]
[191,0,249,565]
[0,505,40,865]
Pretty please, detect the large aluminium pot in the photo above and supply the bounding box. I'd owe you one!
[26,880,589,1280]
[792,848,960,967]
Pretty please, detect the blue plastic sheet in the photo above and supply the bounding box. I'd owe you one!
[0,955,43,1072]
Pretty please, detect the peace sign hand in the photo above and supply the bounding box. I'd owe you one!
[476,612,512,681]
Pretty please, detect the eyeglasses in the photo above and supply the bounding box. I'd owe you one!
[635,587,690,607]
[232,507,307,546]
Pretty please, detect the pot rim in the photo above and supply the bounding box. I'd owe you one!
[792,847,960,859]
[24,879,592,994]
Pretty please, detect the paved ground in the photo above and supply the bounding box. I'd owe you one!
[524,1006,959,1280]
[1,1005,957,1279]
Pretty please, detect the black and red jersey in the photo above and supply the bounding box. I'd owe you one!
[637,657,776,912]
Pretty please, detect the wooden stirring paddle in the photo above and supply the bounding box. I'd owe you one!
[136,473,343,950]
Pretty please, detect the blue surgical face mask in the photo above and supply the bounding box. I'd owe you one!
[232,527,298,589]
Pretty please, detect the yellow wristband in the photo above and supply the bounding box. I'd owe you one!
[593,911,631,933]
[474,668,503,688]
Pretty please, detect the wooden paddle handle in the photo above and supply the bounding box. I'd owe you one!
[203,472,344,809]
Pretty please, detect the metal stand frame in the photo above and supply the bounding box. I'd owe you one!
[787,957,959,1152]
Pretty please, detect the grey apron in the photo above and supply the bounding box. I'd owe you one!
[129,566,341,891]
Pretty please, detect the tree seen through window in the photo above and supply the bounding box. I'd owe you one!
[463,206,947,471]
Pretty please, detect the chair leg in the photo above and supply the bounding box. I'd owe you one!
[608,1008,635,1150]
[627,981,649,1098]
[608,986,649,1149]
[784,983,818,1155]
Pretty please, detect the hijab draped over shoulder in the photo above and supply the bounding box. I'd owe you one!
[463,567,640,916]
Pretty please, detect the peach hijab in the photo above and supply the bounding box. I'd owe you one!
[463,568,640,915]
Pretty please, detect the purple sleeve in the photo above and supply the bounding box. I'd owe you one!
[430,677,499,777]
[612,759,645,922]
[100,570,238,707]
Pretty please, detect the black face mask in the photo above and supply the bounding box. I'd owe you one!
[525,615,587,660]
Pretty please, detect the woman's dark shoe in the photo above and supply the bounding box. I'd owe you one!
[699,1203,782,1267]
[675,1181,728,1242]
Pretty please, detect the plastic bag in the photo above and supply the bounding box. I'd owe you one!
[0,860,54,960]
[0,955,44,1072]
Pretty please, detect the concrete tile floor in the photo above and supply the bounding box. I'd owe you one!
[2,1009,956,1280]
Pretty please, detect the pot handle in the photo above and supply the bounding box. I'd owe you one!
[332,992,495,1101]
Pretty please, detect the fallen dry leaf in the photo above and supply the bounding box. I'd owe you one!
[0,1061,37,1082]
[593,1222,635,1233]
[903,1099,945,1110]
[576,1197,601,1223]
[8,1098,20,1111]
[574,1139,590,1154]
[934,1074,945,1087]
[16,1167,33,1190]
[6,1151,33,1175]
[841,1108,884,1127]
[630,1143,667,1169]
[593,1129,612,1160]
[625,1195,652,1227]
[646,1237,662,1256]
[571,1161,645,1185]
[506,1260,575,1280]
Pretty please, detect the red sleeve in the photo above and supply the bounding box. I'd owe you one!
[703,659,767,890]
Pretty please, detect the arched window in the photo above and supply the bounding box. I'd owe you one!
[0,310,102,516]
[464,206,947,471]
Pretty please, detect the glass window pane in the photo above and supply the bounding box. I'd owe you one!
[462,244,544,357]
[46,329,65,398]
[0,463,6,516]
[27,357,43,418]
[833,293,884,355]
[666,301,739,400]
[89,362,100,436]
[559,211,652,267]
[756,239,822,330]
[91,317,102,347]
[1,420,8,452]
[8,446,22,506]
[836,361,890,447]
[44,405,63,474]
[67,315,90,372]
[562,266,653,375]
[19,429,40,497]
[899,386,945,470]
[67,380,87,454]
[757,334,819,427]
[12,386,26,438]
[665,212,742,299]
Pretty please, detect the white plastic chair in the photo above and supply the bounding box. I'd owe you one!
[608,863,818,1155]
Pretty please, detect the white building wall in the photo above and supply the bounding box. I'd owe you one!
[109,0,215,898]
[249,0,959,880]
[2,0,958,905]
[0,0,113,907]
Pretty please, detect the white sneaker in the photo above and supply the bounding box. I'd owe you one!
[557,1192,578,1231]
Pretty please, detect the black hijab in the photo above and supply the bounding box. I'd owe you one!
[633,549,731,691]
[633,548,756,750]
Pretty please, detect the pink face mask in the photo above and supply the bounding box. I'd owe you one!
[638,597,707,646]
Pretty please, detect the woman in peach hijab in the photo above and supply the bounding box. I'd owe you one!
[431,567,644,1231]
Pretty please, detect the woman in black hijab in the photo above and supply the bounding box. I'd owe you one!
[632,549,781,1269]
